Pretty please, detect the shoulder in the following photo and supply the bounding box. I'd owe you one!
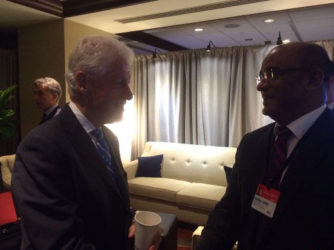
[241,123,274,143]
[18,112,67,155]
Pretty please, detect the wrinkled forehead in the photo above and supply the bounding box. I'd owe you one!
[261,46,303,71]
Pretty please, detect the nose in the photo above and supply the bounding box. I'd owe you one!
[256,79,269,92]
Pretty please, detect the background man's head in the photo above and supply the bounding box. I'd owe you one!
[66,36,134,126]
[326,63,334,105]
[33,77,62,112]
[257,42,332,125]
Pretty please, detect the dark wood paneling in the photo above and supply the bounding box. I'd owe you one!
[8,0,157,17]
[62,0,156,17]
[8,0,63,17]
[0,29,18,50]
[119,31,187,51]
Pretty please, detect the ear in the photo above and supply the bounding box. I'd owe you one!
[75,71,88,94]
[305,68,325,91]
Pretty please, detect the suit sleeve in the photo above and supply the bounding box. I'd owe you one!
[12,132,97,250]
[196,136,248,250]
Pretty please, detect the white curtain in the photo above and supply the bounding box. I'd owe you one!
[130,40,334,158]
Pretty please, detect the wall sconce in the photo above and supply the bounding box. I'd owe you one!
[152,48,162,59]
[276,32,283,45]
[206,40,216,52]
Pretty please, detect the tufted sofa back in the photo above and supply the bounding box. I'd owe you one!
[141,142,237,186]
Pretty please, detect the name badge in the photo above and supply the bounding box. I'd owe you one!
[251,184,280,218]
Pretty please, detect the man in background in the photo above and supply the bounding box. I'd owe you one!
[326,66,334,109]
[33,77,62,124]
[196,42,334,249]
[13,36,159,250]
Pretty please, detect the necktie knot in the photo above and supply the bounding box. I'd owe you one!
[275,126,291,141]
[90,128,104,142]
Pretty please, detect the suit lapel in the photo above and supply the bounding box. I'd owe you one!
[59,105,124,200]
[248,124,275,198]
[244,124,275,239]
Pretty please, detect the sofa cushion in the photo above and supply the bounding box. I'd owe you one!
[176,183,226,211]
[128,177,190,203]
[136,155,163,178]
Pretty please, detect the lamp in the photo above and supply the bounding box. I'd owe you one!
[152,48,162,59]
[276,32,283,45]
[206,40,216,52]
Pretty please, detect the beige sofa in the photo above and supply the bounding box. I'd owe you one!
[0,154,16,191]
[123,142,236,225]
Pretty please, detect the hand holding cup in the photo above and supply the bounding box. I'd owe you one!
[134,211,162,250]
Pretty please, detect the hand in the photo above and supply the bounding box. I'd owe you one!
[148,226,163,250]
[128,223,135,239]
[128,223,163,250]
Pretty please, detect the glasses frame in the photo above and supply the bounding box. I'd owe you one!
[256,67,310,84]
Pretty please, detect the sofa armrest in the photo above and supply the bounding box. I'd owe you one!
[0,154,16,191]
[123,160,138,180]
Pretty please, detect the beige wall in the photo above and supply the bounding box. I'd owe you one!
[18,20,65,138]
[18,19,112,138]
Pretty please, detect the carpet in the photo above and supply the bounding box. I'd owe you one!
[177,223,197,250]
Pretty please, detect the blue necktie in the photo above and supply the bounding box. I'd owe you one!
[90,128,117,181]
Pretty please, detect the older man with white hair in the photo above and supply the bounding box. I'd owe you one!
[12,36,159,250]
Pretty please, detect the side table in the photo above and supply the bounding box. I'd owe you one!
[156,212,177,250]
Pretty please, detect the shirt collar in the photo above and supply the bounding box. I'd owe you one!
[69,102,97,134]
[327,102,334,110]
[277,105,326,140]
[44,104,58,116]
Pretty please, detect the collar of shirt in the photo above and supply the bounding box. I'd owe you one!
[327,102,334,110]
[69,102,98,135]
[275,104,326,157]
[44,104,59,116]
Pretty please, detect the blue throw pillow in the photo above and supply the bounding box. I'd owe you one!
[224,166,233,186]
[136,154,163,177]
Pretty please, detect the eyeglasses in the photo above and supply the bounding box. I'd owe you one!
[256,67,310,84]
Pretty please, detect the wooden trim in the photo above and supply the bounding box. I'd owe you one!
[8,0,63,17]
[119,31,187,52]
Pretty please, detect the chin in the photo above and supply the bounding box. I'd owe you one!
[106,113,124,124]
[262,106,275,116]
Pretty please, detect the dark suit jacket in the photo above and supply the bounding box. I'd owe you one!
[39,105,61,124]
[12,105,132,250]
[197,109,334,250]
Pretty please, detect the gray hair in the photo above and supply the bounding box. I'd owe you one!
[34,77,62,102]
[66,35,135,98]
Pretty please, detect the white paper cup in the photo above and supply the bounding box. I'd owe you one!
[134,211,161,250]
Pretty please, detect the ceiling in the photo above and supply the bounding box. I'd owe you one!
[1,0,334,54]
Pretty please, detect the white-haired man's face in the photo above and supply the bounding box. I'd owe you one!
[33,83,58,112]
[84,58,133,125]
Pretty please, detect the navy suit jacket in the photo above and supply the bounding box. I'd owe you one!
[39,105,61,124]
[12,105,132,250]
[197,109,334,250]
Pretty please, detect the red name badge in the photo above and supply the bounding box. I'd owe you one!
[251,184,280,218]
